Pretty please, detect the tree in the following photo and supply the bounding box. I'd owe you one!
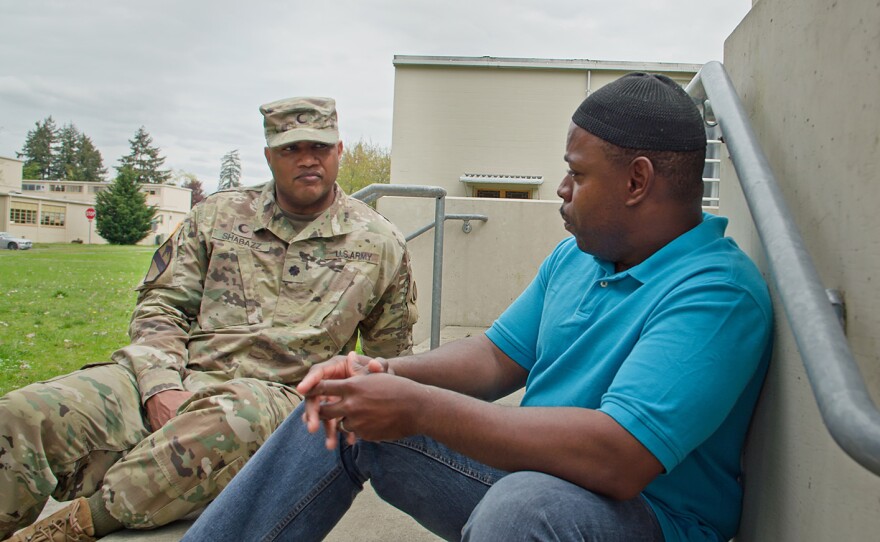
[117,126,172,184]
[336,139,391,195]
[18,116,57,179]
[184,177,207,207]
[95,166,155,244]
[50,123,80,180]
[218,149,241,191]
[175,170,207,207]
[72,133,107,181]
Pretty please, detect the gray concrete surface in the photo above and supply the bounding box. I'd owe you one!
[29,327,522,541]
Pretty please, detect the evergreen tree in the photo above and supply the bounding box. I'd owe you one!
[336,139,391,194]
[117,126,172,184]
[18,116,57,179]
[95,166,155,244]
[72,134,107,181]
[218,149,241,190]
[51,123,80,179]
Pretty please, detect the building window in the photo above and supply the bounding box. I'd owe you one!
[10,203,38,225]
[22,184,46,192]
[49,184,66,192]
[90,186,105,194]
[460,174,542,200]
[476,189,501,198]
[474,188,533,199]
[40,205,66,227]
[67,185,83,193]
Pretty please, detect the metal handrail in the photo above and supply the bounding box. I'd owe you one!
[405,214,488,242]
[351,184,487,350]
[686,61,880,475]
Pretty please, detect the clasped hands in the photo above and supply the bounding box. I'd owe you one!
[296,351,422,450]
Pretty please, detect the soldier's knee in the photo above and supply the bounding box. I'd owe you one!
[182,379,297,432]
[0,387,47,433]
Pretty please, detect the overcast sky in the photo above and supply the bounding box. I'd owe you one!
[1,1,751,192]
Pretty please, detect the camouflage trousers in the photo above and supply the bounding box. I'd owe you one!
[0,363,301,538]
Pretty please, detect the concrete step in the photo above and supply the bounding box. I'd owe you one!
[32,327,522,541]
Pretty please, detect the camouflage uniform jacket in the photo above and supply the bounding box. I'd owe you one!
[112,182,418,403]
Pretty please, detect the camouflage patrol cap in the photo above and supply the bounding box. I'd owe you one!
[260,97,339,148]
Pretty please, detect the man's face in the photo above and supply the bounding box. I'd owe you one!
[264,140,343,215]
[557,124,631,262]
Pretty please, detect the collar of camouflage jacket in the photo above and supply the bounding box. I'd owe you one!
[256,181,357,243]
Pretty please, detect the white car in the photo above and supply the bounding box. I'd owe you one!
[0,232,33,250]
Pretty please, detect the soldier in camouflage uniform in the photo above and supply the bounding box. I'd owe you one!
[0,97,418,541]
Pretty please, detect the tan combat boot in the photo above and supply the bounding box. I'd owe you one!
[6,498,95,542]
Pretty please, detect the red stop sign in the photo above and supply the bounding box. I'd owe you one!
[86,208,96,220]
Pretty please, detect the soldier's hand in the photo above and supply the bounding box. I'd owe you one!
[297,351,379,396]
[145,389,195,431]
[299,351,391,449]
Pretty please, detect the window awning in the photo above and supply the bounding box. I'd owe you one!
[459,173,543,185]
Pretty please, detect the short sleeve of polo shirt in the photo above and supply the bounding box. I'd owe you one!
[598,278,771,472]
[485,243,561,371]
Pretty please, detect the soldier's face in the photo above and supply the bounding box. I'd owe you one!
[265,140,343,215]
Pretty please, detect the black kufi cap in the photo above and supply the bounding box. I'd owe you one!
[572,73,706,152]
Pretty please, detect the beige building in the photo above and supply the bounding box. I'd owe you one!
[0,156,23,194]
[390,56,701,200]
[0,156,190,245]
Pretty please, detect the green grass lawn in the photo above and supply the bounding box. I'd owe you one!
[0,243,154,396]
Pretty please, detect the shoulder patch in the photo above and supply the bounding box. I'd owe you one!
[143,226,179,283]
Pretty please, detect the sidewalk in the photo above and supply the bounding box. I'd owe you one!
[37,327,521,541]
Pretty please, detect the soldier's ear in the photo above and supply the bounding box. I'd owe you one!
[264,147,271,165]
[336,141,344,157]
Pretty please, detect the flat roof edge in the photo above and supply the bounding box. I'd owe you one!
[393,55,703,73]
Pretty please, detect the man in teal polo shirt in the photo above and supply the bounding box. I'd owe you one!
[184,73,773,542]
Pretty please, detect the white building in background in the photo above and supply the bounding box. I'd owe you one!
[390,55,701,200]
[0,156,190,245]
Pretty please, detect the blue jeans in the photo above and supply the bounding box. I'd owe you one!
[183,403,663,541]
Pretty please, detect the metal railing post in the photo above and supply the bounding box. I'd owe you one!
[351,184,486,351]
[431,196,445,350]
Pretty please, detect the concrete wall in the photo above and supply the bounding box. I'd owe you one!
[379,196,569,345]
[143,184,191,211]
[0,157,23,193]
[722,1,880,539]
[391,66,583,200]
[5,196,105,244]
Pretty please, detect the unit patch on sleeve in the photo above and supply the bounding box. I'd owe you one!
[143,227,178,284]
